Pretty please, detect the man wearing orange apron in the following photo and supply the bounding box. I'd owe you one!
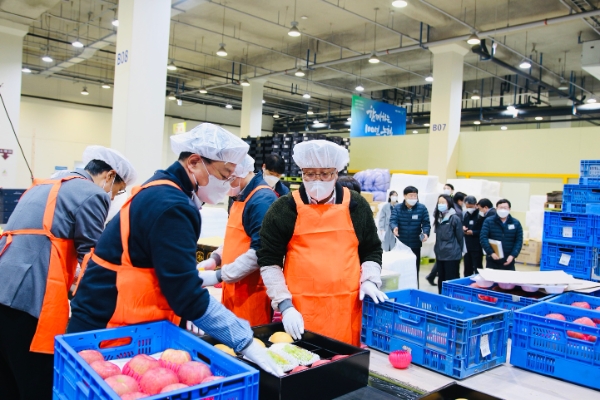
[257,140,387,346]
[0,146,135,400]
[198,156,277,326]
[68,124,282,377]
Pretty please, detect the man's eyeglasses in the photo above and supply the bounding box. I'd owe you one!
[302,171,336,181]
[116,189,127,196]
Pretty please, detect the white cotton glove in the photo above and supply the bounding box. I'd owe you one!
[359,281,389,304]
[197,258,217,271]
[241,341,284,377]
[198,270,220,287]
[282,307,304,340]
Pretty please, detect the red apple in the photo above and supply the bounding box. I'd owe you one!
[159,349,192,372]
[177,361,212,386]
[574,317,596,327]
[120,392,147,400]
[331,355,349,361]
[545,313,566,321]
[90,360,121,379]
[78,350,104,365]
[139,367,179,395]
[311,360,331,367]
[159,383,189,393]
[201,375,224,383]
[567,330,586,340]
[290,365,309,373]
[571,301,591,309]
[104,374,140,396]
[469,283,481,288]
[594,306,600,324]
[123,354,161,381]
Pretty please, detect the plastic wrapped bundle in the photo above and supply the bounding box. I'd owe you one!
[372,191,387,202]
[371,169,391,192]
[383,240,418,289]
[270,344,320,366]
[529,195,547,211]
[265,349,299,372]
[390,174,439,194]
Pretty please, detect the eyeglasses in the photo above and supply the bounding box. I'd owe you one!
[302,171,337,181]
[116,189,127,196]
[222,175,238,185]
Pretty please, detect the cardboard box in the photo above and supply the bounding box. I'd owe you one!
[361,192,374,202]
[516,239,542,265]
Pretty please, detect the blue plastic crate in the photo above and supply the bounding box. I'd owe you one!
[511,302,600,390]
[539,240,599,281]
[587,204,600,215]
[579,177,600,185]
[580,160,600,178]
[562,184,600,214]
[442,277,555,334]
[53,321,259,400]
[547,292,600,309]
[542,211,600,246]
[361,289,509,379]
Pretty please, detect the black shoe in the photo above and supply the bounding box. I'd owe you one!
[426,275,436,286]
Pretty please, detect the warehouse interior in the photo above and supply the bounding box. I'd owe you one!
[2,0,600,399]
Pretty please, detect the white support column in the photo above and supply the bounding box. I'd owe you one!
[0,20,29,188]
[427,43,469,183]
[240,79,266,138]
[110,0,171,184]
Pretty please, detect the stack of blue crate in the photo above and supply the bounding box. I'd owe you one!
[539,160,600,281]
[0,188,26,224]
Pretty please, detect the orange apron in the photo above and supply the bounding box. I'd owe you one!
[221,185,272,326]
[0,176,87,354]
[91,180,181,328]
[284,187,362,346]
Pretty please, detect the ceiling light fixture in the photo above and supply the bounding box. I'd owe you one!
[273,111,280,118]
[199,87,208,94]
[473,120,481,125]
[519,59,532,69]
[412,130,418,134]
[507,105,516,112]
[347,117,352,122]
[558,84,569,90]
[301,15,308,20]
[294,68,305,77]
[471,90,480,100]
[355,84,364,92]
[167,61,177,71]
[22,67,32,73]
[81,87,89,96]
[307,107,314,115]
[216,43,227,57]
[303,93,311,99]
[313,119,320,124]
[112,19,119,27]
[168,92,176,101]
[241,78,250,87]
[467,33,480,45]
[425,74,434,82]
[368,52,380,64]
[72,40,84,48]
[501,126,508,130]
[225,103,233,109]
[535,116,543,121]
[42,55,53,63]
[392,1,408,8]
[101,83,111,89]
[288,22,301,37]
[262,99,266,104]
[177,99,183,106]
[587,97,597,104]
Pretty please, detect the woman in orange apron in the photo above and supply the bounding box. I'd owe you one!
[256,140,387,346]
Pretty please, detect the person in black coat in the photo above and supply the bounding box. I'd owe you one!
[390,186,431,287]
[433,194,464,294]
[480,199,523,270]
[463,195,482,276]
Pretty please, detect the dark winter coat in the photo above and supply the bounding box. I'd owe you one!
[389,201,431,249]
[434,209,464,261]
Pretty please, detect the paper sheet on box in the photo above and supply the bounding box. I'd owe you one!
[477,269,579,285]
[567,279,600,293]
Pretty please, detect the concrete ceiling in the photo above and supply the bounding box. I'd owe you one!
[14,0,600,124]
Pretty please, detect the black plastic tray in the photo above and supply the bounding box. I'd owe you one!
[201,322,370,400]
[418,382,504,400]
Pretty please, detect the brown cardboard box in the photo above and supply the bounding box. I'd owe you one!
[370,202,383,217]
[516,239,542,265]
[361,192,374,203]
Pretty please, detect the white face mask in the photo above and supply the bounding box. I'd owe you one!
[390,196,398,203]
[228,184,241,197]
[497,209,510,218]
[443,189,452,196]
[193,160,231,205]
[101,176,116,199]
[406,198,418,206]
[466,207,478,214]
[304,180,335,202]
[263,170,280,188]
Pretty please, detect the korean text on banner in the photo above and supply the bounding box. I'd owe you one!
[350,95,406,137]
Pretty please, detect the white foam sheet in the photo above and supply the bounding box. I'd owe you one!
[382,241,418,289]
[477,270,579,285]
[529,195,547,212]
[526,211,545,228]
[529,226,543,241]
[389,174,439,195]
[199,206,229,238]
[447,178,502,199]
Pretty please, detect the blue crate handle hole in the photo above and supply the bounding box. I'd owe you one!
[399,311,421,324]
[559,216,577,222]
[98,337,132,349]
[196,351,213,366]
[558,248,574,253]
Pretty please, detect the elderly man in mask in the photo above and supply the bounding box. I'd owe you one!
[0,146,136,399]
[198,155,278,326]
[257,140,386,346]
[68,123,282,377]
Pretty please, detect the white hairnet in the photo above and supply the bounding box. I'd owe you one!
[234,155,255,178]
[292,140,349,172]
[82,146,137,186]
[170,123,249,165]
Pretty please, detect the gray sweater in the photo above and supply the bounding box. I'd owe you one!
[0,170,110,318]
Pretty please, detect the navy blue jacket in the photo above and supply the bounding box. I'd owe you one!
[389,201,431,249]
[233,174,278,251]
[480,213,524,259]
[464,208,496,252]
[69,162,209,332]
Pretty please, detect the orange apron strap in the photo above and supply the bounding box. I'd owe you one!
[292,188,304,206]
[0,229,49,257]
[41,176,86,232]
[72,249,94,296]
[341,187,351,205]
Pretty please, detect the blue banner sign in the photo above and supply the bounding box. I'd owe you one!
[350,95,406,137]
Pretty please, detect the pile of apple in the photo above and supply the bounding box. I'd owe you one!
[288,355,349,374]
[78,349,223,399]
[544,300,600,343]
